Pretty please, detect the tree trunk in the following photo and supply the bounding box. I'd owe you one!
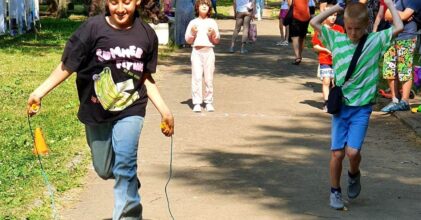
[89,0,106,16]
[46,0,58,15]
[57,0,68,18]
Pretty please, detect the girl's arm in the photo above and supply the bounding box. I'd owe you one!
[372,4,385,32]
[143,73,174,137]
[27,62,73,115]
[383,0,404,37]
[310,4,343,33]
[185,22,197,45]
[313,44,331,54]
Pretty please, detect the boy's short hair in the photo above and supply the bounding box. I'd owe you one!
[344,2,369,26]
[195,0,212,17]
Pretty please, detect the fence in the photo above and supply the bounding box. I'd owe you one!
[0,0,40,36]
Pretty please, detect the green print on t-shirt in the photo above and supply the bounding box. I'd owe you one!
[93,67,140,111]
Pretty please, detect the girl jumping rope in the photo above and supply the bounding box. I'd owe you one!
[185,0,220,112]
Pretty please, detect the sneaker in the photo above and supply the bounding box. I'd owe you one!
[281,40,289,46]
[347,172,361,199]
[323,104,328,113]
[240,48,248,54]
[330,191,344,210]
[228,47,234,53]
[275,41,284,46]
[205,103,215,112]
[381,100,410,112]
[193,104,201,112]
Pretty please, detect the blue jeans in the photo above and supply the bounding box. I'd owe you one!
[85,116,144,220]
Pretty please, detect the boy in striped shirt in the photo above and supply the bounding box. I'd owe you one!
[310,0,403,210]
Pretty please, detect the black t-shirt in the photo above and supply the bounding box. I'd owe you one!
[62,14,158,125]
[319,0,337,4]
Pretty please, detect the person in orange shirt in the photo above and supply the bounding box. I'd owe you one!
[288,0,310,65]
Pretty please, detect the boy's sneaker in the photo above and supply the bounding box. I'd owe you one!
[205,103,215,112]
[347,172,361,199]
[322,105,328,113]
[193,104,201,112]
[276,41,284,46]
[330,191,344,210]
[381,100,410,112]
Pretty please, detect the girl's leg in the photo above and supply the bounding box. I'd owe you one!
[203,48,215,105]
[284,25,289,42]
[191,48,204,105]
[112,116,144,220]
[322,77,331,101]
[279,17,284,41]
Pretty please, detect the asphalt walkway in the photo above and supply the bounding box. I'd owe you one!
[61,18,421,220]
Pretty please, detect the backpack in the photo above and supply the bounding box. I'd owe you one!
[400,0,421,30]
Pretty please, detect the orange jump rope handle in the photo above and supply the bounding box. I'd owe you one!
[160,122,168,130]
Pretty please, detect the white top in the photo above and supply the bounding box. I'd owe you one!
[309,0,315,7]
[236,0,252,13]
[281,0,289,9]
[185,17,220,47]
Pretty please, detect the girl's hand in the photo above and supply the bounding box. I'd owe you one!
[207,28,215,37]
[27,93,41,116]
[191,25,198,36]
[160,113,174,137]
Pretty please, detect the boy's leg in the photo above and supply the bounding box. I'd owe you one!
[329,106,349,209]
[112,116,144,220]
[345,105,372,199]
[85,123,115,180]
[191,48,204,106]
[330,150,345,189]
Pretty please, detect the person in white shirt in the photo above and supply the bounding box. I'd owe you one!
[185,0,220,112]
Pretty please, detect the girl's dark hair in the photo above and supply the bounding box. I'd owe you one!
[195,0,212,17]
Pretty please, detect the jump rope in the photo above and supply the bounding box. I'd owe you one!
[161,123,175,220]
[27,105,58,220]
[28,105,175,219]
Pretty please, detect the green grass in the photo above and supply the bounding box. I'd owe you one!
[0,17,91,219]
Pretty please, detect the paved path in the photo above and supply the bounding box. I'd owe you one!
[61,19,421,220]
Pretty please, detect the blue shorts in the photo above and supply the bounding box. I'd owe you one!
[331,104,373,151]
[319,64,334,80]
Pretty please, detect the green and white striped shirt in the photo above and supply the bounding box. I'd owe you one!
[321,26,393,106]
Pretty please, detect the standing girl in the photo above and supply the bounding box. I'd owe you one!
[185,0,220,112]
[276,0,290,46]
[27,0,174,219]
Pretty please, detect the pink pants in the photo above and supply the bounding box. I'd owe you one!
[191,47,215,105]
